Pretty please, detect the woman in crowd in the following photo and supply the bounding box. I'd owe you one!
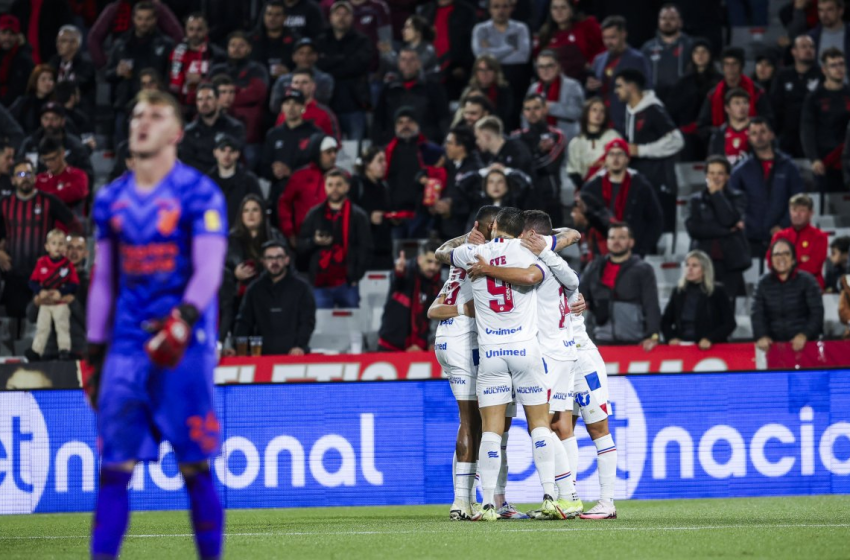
[752,53,776,92]
[566,97,621,188]
[9,64,57,135]
[466,168,524,230]
[668,38,721,161]
[535,0,604,82]
[753,238,824,352]
[350,146,394,270]
[661,250,736,349]
[379,15,439,80]
[459,55,515,129]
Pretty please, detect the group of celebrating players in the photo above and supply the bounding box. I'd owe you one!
[430,205,618,522]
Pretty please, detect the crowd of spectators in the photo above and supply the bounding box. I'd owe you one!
[0,0,849,359]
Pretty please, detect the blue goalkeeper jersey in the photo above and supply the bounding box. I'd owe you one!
[92,162,227,354]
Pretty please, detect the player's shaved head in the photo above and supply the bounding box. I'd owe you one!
[522,210,553,235]
[493,207,525,238]
[475,204,500,239]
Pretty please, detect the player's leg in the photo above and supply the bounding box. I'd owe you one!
[31,305,53,356]
[452,399,480,519]
[92,460,136,560]
[52,304,72,351]
[179,461,224,559]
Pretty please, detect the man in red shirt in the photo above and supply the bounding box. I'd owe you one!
[769,193,829,289]
[35,135,89,216]
[708,88,751,165]
[168,13,224,113]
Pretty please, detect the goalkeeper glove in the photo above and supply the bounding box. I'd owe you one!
[144,304,199,368]
[82,343,105,411]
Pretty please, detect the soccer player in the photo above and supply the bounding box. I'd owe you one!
[85,90,228,558]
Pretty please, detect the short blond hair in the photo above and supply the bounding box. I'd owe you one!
[132,89,184,128]
[789,193,813,210]
[46,229,66,243]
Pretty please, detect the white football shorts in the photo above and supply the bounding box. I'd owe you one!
[571,348,610,424]
[435,333,478,401]
[543,354,576,413]
[477,342,547,408]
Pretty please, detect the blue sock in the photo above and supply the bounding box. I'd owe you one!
[185,469,224,560]
[91,468,132,559]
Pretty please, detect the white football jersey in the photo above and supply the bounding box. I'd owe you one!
[568,290,596,350]
[435,265,476,338]
[535,244,578,361]
[451,238,543,347]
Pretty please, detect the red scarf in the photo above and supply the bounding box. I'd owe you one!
[710,74,757,127]
[315,199,351,288]
[384,133,427,179]
[0,45,19,98]
[536,78,562,127]
[601,170,632,221]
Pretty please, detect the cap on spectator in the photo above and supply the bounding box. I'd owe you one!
[282,87,306,104]
[394,105,417,123]
[40,102,65,118]
[691,37,712,53]
[604,138,630,157]
[330,1,354,14]
[755,52,776,65]
[320,136,339,152]
[294,37,316,52]
[214,134,240,151]
[0,15,20,33]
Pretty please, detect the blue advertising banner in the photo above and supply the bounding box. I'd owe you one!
[1,370,849,514]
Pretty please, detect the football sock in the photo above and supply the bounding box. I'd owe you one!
[530,427,555,498]
[455,462,475,507]
[593,434,617,502]
[563,436,580,496]
[494,432,509,502]
[451,452,457,500]
[473,465,480,504]
[478,432,502,507]
[91,468,132,559]
[550,433,574,500]
[185,468,224,560]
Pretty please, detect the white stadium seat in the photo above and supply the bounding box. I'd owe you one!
[310,309,364,354]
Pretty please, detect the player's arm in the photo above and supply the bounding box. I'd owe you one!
[551,227,582,251]
[521,233,579,291]
[427,293,475,320]
[84,238,116,409]
[435,234,469,265]
[468,258,544,286]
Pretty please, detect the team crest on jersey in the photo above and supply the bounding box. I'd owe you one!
[59,268,68,277]
[299,138,310,150]
[34,205,41,215]
[204,209,222,232]
[157,207,181,236]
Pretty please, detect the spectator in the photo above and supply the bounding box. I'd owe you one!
[298,169,372,308]
[27,228,78,360]
[804,48,850,193]
[616,67,684,233]
[807,0,850,71]
[468,166,525,212]
[826,236,850,293]
[525,50,584,144]
[209,135,264,228]
[707,88,753,165]
[0,159,81,320]
[753,238,824,352]
[373,47,449,144]
[233,240,316,356]
[771,35,820,159]
[35,135,89,215]
[178,83,246,173]
[455,92,494,129]
[9,64,56,135]
[841,273,850,338]
[377,240,443,352]
[0,138,15,197]
[138,67,165,92]
[350,146,393,269]
[685,155,751,301]
[205,2,253,47]
[729,117,804,257]
[474,115,534,180]
[590,0,663,49]
[384,107,444,238]
[697,47,773,133]
[431,126,482,240]
[514,93,567,221]
[8,0,73,65]
[274,68,340,139]
[0,104,25,150]
[250,0,298,83]
[640,4,693,108]
[168,13,225,112]
[262,87,322,206]
[587,16,652,134]
[385,0,422,41]
[420,0,476,100]
[340,0,391,75]
[579,138,664,257]
[752,53,777,93]
[315,1,374,141]
[55,80,94,149]
[667,38,721,161]
[661,250,735,348]
[88,0,183,69]
[769,193,829,290]
[0,15,34,108]
[49,25,95,119]
[471,0,531,114]
[282,0,326,39]
[209,31,270,168]
[536,0,604,83]
[277,135,339,247]
[379,14,439,79]
[211,73,236,112]
[579,222,661,349]
[269,38,335,108]
[566,97,622,188]
[458,55,513,130]
[220,194,289,341]
[105,2,175,143]
[19,102,94,183]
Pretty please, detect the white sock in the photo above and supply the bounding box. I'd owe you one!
[473,466,480,504]
[455,461,475,507]
[452,451,457,499]
[478,432,502,507]
[530,427,555,498]
[593,434,617,502]
[563,436,580,497]
[550,433,573,500]
[494,432,509,502]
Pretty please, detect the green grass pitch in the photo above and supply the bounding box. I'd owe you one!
[1,496,849,559]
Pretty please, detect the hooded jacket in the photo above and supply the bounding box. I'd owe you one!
[752,266,823,342]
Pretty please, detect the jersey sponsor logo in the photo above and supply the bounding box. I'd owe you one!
[534,440,546,448]
[516,386,543,394]
[435,342,447,350]
[448,376,466,385]
[484,348,526,358]
[563,340,576,348]
[204,209,222,233]
[482,385,511,395]
[551,392,570,401]
[156,207,181,236]
[120,242,179,275]
[438,318,454,326]
[488,451,499,458]
[485,326,522,336]
[575,391,591,407]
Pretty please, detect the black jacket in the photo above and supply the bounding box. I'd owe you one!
[19,129,94,183]
[350,173,393,269]
[250,27,299,75]
[9,0,73,63]
[801,83,850,161]
[314,28,374,114]
[420,1,475,83]
[178,112,246,172]
[105,30,175,109]
[512,123,566,211]
[259,120,322,181]
[770,65,821,159]
[0,44,34,108]
[752,268,824,341]
[438,153,485,240]
[377,259,442,351]
[685,188,752,271]
[373,77,450,144]
[49,52,97,117]
[668,68,722,129]
[207,165,264,228]
[8,94,49,136]
[0,103,24,148]
[661,282,736,343]
[234,271,316,355]
[482,137,535,182]
[298,200,373,285]
[282,0,326,39]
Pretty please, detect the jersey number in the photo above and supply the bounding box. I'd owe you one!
[444,282,461,305]
[487,278,514,313]
[558,287,570,329]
